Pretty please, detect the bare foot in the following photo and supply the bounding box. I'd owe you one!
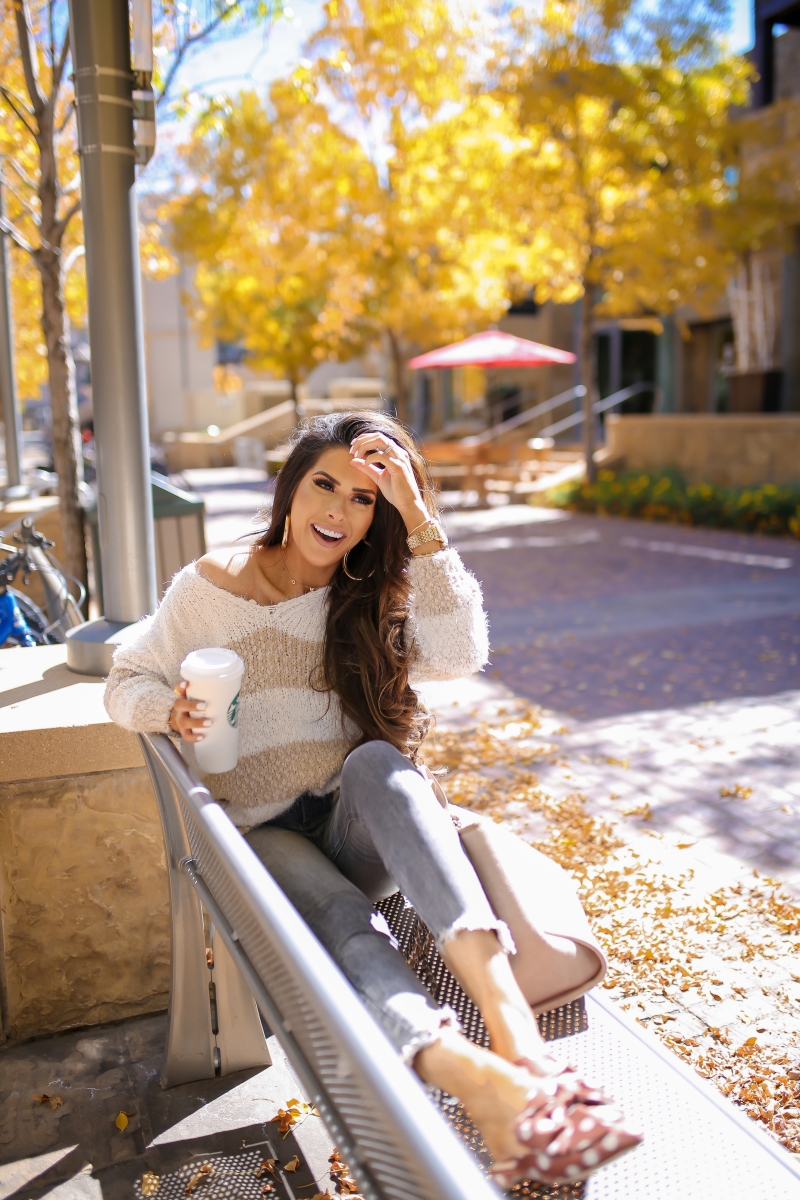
[415,1026,545,1164]
[440,930,553,1071]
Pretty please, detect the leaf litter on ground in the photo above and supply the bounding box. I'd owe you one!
[421,704,800,1155]
[272,1096,319,1137]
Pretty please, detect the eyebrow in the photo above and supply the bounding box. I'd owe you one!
[313,469,376,496]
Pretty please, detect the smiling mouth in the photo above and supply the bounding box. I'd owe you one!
[312,523,346,545]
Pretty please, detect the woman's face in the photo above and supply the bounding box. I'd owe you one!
[288,446,378,570]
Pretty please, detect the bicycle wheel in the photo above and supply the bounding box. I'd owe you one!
[8,588,60,646]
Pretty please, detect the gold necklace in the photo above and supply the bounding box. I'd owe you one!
[281,550,297,587]
[281,550,316,594]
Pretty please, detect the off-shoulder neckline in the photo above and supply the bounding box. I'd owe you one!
[188,562,328,612]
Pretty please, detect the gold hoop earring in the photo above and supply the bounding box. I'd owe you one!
[282,514,290,550]
[342,549,364,581]
[342,544,374,582]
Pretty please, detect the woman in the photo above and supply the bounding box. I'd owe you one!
[106,412,640,1187]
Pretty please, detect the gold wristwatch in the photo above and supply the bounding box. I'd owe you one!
[406,518,448,552]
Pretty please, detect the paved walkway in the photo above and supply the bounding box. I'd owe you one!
[0,1015,337,1200]
[442,505,800,894]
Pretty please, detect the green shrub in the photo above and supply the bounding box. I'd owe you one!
[544,469,800,538]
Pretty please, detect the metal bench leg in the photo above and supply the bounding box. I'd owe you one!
[139,734,216,1086]
[162,867,216,1086]
[211,926,272,1075]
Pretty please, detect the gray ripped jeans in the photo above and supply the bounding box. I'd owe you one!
[245,740,507,1064]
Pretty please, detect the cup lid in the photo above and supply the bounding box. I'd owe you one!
[181,647,244,679]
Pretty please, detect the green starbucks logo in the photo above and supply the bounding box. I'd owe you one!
[227,691,240,728]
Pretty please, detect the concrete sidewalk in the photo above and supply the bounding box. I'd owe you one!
[0,1014,337,1200]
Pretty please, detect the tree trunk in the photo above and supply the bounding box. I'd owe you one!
[580,286,596,484]
[386,328,408,424]
[36,91,87,601]
[39,248,87,599]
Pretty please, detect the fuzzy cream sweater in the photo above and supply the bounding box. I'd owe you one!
[104,550,488,829]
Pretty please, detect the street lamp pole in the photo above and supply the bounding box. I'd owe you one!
[0,178,22,490]
[66,0,157,672]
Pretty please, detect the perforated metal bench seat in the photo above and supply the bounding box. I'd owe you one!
[140,733,800,1200]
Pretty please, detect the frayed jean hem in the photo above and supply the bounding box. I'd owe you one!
[436,915,517,958]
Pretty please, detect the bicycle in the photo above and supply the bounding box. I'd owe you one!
[0,516,86,647]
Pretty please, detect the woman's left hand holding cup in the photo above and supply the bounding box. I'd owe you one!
[169,679,211,742]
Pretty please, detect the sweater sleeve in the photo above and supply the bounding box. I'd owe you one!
[104,584,184,734]
[406,548,489,682]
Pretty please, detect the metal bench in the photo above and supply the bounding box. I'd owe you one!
[139,732,506,1200]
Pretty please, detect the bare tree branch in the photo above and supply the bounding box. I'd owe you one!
[48,0,55,78]
[0,82,35,116]
[52,25,72,99]
[14,0,47,118]
[5,156,39,191]
[62,243,85,274]
[0,175,41,225]
[0,214,36,256]
[156,0,245,104]
[0,86,38,139]
[56,101,76,135]
[54,197,82,241]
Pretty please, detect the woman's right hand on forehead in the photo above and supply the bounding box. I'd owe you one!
[169,679,212,742]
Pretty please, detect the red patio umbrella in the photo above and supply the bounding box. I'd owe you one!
[408,330,575,370]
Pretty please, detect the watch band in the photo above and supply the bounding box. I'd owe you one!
[406,520,448,551]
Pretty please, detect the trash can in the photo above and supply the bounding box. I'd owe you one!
[88,473,206,611]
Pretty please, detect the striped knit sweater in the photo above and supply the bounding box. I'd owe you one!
[104,549,488,829]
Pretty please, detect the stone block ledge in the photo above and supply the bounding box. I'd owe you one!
[0,645,168,1042]
[0,644,143,782]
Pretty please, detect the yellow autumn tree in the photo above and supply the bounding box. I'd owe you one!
[0,0,89,583]
[169,83,377,406]
[303,0,547,418]
[495,0,779,474]
[171,0,558,421]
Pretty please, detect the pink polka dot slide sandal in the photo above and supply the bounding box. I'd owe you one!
[490,1064,642,1188]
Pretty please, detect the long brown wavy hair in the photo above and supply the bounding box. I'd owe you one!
[255,411,437,758]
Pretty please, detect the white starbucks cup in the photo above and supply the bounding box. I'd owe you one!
[180,647,245,774]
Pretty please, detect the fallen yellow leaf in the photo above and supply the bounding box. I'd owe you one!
[185,1164,213,1195]
[284,1155,300,1173]
[141,1172,160,1196]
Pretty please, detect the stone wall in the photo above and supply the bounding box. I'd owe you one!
[0,645,170,1043]
[605,413,800,487]
[0,767,169,1042]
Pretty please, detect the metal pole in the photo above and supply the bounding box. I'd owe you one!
[0,178,22,489]
[67,0,156,628]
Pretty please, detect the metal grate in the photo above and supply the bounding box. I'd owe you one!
[374,891,589,1200]
[133,1151,281,1200]
[375,891,587,1050]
